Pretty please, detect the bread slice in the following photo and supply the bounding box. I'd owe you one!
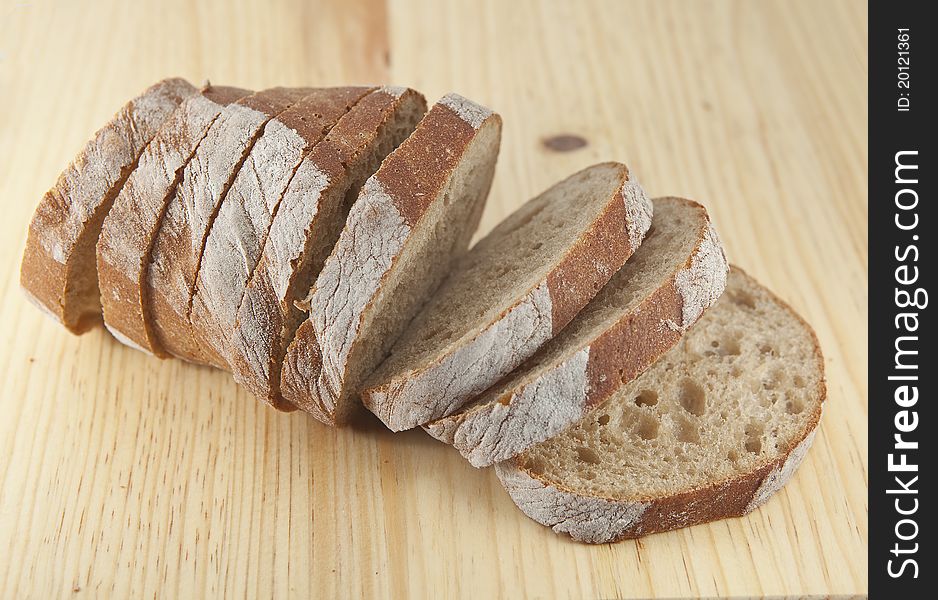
[146,87,310,363]
[495,266,825,543]
[230,87,427,409]
[188,87,374,367]
[425,197,728,466]
[96,84,252,355]
[21,78,195,333]
[362,163,653,431]
[280,94,502,424]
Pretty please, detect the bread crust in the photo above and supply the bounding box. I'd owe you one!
[146,87,309,364]
[425,198,728,466]
[21,78,195,333]
[362,165,653,431]
[188,87,374,367]
[229,87,427,410]
[97,85,252,355]
[494,266,825,543]
[281,94,501,424]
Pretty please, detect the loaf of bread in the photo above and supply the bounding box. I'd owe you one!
[20,79,823,542]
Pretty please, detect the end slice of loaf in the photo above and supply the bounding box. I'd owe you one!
[495,266,825,543]
[21,78,195,333]
[362,162,653,431]
[146,87,310,363]
[281,93,503,424]
[96,84,252,355]
[425,197,728,466]
[230,87,427,409]
[188,86,374,367]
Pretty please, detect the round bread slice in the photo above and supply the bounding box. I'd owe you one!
[362,162,653,431]
[230,87,427,410]
[494,266,825,543]
[146,87,311,364]
[425,197,728,466]
[280,93,503,424]
[96,84,252,355]
[188,86,375,367]
[21,78,195,333]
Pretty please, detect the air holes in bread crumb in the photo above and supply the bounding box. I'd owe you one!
[679,379,706,416]
[718,335,740,356]
[597,414,610,425]
[634,414,659,440]
[730,290,756,310]
[531,241,543,251]
[793,375,806,388]
[576,447,601,465]
[676,416,700,444]
[758,342,774,355]
[634,389,658,407]
[785,394,805,415]
[745,422,764,454]
[762,369,783,390]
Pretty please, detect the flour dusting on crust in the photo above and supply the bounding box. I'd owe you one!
[452,346,591,467]
[311,176,410,407]
[496,461,648,544]
[672,223,728,330]
[746,427,818,513]
[266,161,331,300]
[440,93,492,129]
[371,280,554,430]
[105,322,153,355]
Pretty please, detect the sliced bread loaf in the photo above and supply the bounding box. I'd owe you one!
[362,163,653,431]
[146,87,310,364]
[280,94,502,424]
[96,84,252,355]
[494,266,825,543]
[188,86,374,367]
[425,197,728,466]
[230,87,427,409]
[21,78,195,333]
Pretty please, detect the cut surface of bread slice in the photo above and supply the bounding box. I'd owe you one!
[21,78,195,333]
[230,87,427,409]
[363,162,653,431]
[147,87,310,364]
[97,84,252,355]
[426,197,728,466]
[280,93,502,424]
[188,86,374,367]
[495,266,825,543]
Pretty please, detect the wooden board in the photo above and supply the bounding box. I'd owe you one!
[0,0,868,597]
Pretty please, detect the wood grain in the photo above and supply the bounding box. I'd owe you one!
[0,0,867,597]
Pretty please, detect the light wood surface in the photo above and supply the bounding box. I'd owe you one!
[0,0,868,597]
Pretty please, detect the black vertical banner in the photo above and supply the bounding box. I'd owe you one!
[869,0,934,596]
